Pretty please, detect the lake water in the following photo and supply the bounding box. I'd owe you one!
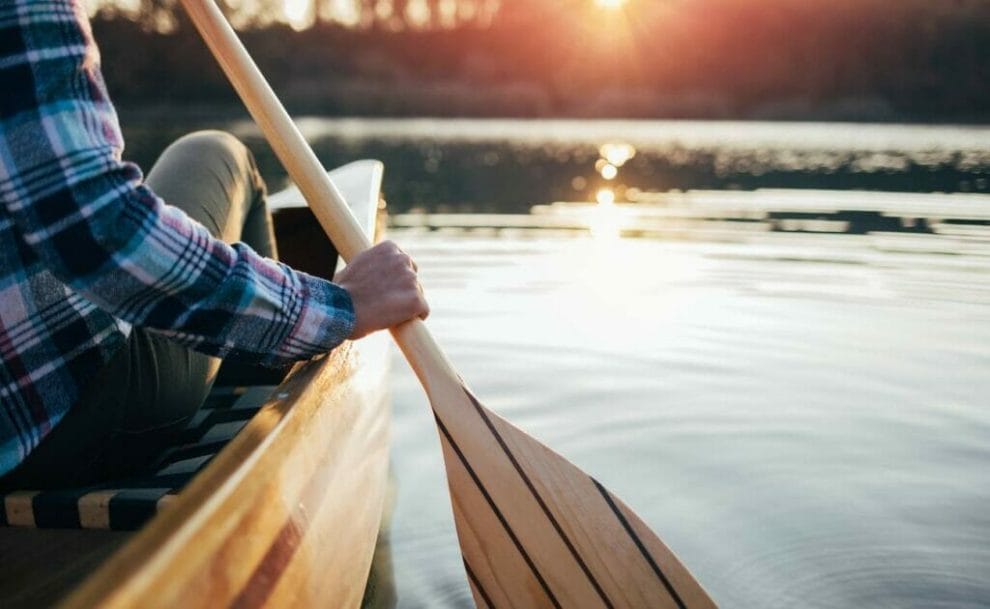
[126,117,990,607]
[379,226,990,608]
[124,118,990,214]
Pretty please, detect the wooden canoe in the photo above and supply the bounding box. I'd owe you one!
[0,160,392,609]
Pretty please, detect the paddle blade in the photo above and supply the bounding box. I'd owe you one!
[176,3,712,605]
[429,381,716,609]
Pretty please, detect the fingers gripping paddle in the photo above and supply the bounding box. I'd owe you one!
[179,2,717,607]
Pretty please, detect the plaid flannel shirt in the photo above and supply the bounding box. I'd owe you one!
[0,1,355,476]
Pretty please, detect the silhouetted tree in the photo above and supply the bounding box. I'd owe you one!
[86,0,990,122]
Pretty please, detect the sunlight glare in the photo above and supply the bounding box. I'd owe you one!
[596,188,616,205]
[284,0,311,30]
[594,0,627,9]
[591,188,621,239]
[600,142,636,167]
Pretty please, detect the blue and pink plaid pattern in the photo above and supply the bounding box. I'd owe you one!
[0,1,354,476]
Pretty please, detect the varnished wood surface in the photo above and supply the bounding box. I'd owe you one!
[270,159,385,281]
[410,345,718,609]
[51,161,391,609]
[57,328,391,609]
[181,3,716,606]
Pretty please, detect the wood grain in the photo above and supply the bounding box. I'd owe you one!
[179,2,718,606]
[423,372,718,609]
[55,162,390,609]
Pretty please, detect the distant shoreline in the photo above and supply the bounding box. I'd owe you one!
[119,116,989,211]
[118,112,990,160]
[117,108,990,149]
[116,104,990,130]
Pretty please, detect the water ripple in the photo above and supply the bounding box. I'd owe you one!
[385,230,990,609]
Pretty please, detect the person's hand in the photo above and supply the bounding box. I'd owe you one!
[333,241,429,339]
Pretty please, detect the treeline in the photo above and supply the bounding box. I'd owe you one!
[93,0,990,122]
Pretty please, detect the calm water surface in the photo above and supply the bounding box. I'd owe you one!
[120,119,990,212]
[381,227,990,608]
[117,117,990,605]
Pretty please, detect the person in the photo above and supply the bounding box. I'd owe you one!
[0,1,428,488]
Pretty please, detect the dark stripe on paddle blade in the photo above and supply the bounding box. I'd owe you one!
[462,389,617,609]
[464,558,496,609]
[592,479,688,609]
[435,415,561,609]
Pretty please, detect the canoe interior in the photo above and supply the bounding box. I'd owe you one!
[0,528,131,608]
[0,161,393,609]
[273,206,341,280]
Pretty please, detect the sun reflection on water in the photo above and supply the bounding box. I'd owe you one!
[600,142,637,167]
[596,188,616,206]
[584,142,639,239]
[597,161,619,180]
[591,188,622,239]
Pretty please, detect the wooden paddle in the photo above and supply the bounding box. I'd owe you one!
[179,2,717,607]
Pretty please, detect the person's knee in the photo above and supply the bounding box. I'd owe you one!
[161,130,266,205]
[149,130,267,242]
[167,130,252,173]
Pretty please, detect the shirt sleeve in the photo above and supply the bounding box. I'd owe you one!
[0,1,354,366]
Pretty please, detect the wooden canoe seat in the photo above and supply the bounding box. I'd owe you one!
[0,385,276,531]
[0,161,391,609]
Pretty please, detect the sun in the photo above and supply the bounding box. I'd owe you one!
[594,0,627,9]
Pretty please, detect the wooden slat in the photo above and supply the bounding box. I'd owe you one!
[429,385,714,609]
[58,331,391,609]
[177,4,717,606]
[55,162,390,609]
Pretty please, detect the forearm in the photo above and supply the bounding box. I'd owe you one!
[0,1,354,365]
[8,157,354,363]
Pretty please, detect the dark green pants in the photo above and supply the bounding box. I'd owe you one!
[1,131,276,489]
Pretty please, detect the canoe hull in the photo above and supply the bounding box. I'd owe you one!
[60,336,391,609]
[57,161,391,609]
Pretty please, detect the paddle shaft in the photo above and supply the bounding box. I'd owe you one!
[178,0,455,397]
[179,5,717,607]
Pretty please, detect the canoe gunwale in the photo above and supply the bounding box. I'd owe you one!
[56,161,391,609]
